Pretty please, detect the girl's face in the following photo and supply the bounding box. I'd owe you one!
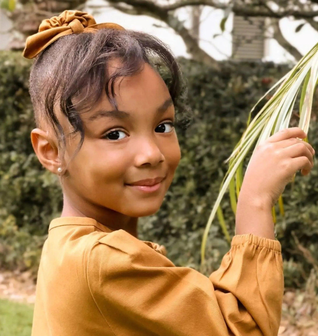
[61,62,181,221]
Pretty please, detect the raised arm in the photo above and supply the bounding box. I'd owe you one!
[86,128,314,336]
[87,230,282,336]
[236,127,314,239]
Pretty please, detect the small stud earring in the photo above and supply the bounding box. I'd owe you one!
[57,167,62,174]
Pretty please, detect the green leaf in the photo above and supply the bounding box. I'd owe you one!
[235,162,243,198]
[299,71,311,115]
[0,0,7,9]
[220,17,228,32]
[272,205,277,224]
[8,0,15,11]
[278,195,285,217]
[201,41,318,263]
[229,177,237,214]
[220,6,232,33]
[216,206,231,244]
[0,0,15,11]
[295,23,306,33]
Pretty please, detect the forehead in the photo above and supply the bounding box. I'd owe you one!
[38,61,174,143]
[51,62,172,134]
[89,62,171,115]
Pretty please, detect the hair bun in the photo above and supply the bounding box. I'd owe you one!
[39,10,96,34]
[23,10,124,59]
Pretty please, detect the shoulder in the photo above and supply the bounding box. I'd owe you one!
[88,229,173,269]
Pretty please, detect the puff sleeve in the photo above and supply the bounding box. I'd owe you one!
[86,231,283,336]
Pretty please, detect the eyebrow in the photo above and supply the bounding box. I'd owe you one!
[88,98,174,121]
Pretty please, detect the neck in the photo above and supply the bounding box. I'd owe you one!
[60,194,139,238]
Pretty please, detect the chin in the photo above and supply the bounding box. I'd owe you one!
[123,202,162,218]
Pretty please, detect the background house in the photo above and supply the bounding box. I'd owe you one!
[0,9,12,50]
[1,4,318,63]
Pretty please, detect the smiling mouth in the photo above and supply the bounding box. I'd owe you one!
[126,177,166,193]
[127,176,165,187]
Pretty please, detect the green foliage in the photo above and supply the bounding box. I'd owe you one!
[1,51,318,288]
[0,299,33,335]
[0,0,16,11]
[0,52,62,273]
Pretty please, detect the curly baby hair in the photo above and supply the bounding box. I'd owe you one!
[28,27,191,153]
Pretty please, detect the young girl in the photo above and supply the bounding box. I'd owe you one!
[24,10,314,336]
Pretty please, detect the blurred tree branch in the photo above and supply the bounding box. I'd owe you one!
[2,0,87,49]
[3,0,318,64]
[108,0,318,18]
[105,0,313,64]
[107,0,220,68]
[269,18,303,61]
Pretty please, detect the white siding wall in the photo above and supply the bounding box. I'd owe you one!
[0,10,12,50]
[232,15,265,60]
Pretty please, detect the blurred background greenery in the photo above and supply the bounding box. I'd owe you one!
[2,1,318,334]
[1,51,318,291]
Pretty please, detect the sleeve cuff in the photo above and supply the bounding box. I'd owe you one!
[231,234,281,252]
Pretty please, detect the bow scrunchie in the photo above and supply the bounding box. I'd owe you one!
[23,10,124,59]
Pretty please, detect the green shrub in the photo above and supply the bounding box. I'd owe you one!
[0,52,62,274]
[1,51,317,289]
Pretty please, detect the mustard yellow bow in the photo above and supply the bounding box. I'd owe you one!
[23,10,124,59]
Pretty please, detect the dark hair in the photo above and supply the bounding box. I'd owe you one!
[29,28,191,153]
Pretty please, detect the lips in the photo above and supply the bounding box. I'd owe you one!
[127,177,165,186]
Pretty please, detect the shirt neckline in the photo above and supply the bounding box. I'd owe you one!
[49,216,113,233]
[49,216,167,256]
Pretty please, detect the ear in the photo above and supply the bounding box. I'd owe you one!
[31,128,61,175]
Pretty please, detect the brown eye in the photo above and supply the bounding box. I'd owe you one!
[155,122,174,133]
[104,130,127,140]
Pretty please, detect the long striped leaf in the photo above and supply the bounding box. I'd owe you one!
[201,42,318,263]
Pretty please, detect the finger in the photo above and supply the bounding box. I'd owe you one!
[276,138,315,155]
[291,157,313,176]
[284,143,314,165]
[301,156,315,176]
[301,167,312,176]
[267,128,307,143]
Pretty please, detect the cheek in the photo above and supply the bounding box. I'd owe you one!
[165,136,181,173]
[67,141,130,186]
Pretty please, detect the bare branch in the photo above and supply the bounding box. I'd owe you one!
[107,0,221,68]
[166,13,220,69]
[109,3,142,15]
[294,0,318,33]
[269,17,303,61]
[107,0,167,20]
[163,0,226,11]
[106,0,318,19]
[306,18,318,31]
[191,6,202,40]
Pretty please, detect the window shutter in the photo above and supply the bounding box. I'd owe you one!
[232,15,265,60]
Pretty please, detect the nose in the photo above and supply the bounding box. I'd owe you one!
[134,136,165,167]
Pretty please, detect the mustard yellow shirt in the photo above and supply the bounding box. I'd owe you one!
[32,217,283,336]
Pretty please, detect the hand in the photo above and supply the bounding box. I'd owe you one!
[235,127,314,239]
[241,127,315,209]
